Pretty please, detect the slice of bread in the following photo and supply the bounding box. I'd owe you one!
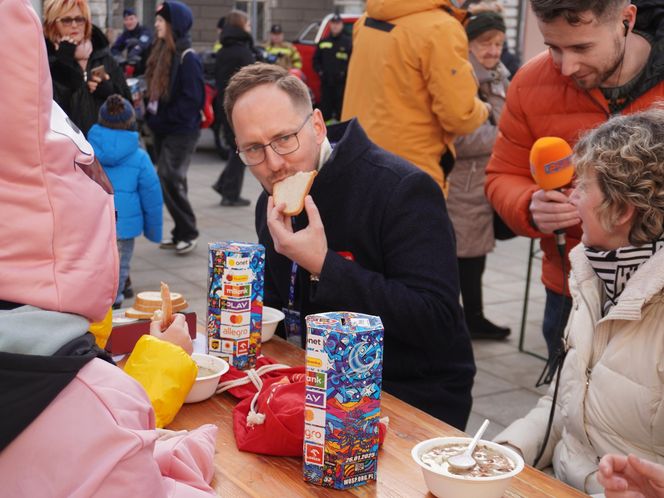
[273,170,317,216]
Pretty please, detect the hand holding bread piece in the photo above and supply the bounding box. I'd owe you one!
[272,170,317,216]
[156,281,173,330]
[150,313,193,355]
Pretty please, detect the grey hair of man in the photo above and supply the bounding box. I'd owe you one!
[530,0,629,24]
[224,63,313,130]
[573,106,664,246]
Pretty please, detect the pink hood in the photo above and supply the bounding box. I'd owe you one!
[0,0,118,322]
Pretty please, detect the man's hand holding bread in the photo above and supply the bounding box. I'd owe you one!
[267,194,327,277]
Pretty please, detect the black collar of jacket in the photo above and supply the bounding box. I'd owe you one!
[0,333,114,452]
[220,24,253,46]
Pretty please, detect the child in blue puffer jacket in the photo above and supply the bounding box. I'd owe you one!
[88,94,163,307]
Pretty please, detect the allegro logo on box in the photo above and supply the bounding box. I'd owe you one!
[220,325,250,339]
[304,424,325,445]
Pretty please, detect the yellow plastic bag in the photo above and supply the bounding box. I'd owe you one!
[123,335,198,428]
[88,307,113,349]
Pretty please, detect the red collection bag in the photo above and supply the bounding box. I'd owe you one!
[217,357,387,457]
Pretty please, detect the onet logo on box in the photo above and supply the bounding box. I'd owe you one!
[227,257,250,270]
[306,372,326,389]
[307,335,324,350]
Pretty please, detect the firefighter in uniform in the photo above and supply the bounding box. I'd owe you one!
[264,24,302,70]
[313,13,352,122]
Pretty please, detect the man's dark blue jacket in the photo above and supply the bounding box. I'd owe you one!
[255,119,476,429]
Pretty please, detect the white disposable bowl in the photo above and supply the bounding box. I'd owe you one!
[411,436,524,498]
[184,353,229,403]
[262,306,285,342]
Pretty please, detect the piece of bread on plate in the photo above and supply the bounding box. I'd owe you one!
[273,170,317,216]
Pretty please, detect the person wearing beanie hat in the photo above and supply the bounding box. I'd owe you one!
[145,0,204,254]
[111,4,153,75]
[465,11,505,41]
[445,9,512,340]
[98,93,136,130]
[88,94,163,307]
[264,22,302,71]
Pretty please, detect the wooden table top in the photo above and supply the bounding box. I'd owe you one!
[169,336,589,497]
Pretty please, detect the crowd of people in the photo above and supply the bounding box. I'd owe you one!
[1,0,664,496]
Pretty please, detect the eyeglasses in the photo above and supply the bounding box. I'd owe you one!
[57,16,87,26]
[237,113,313,167]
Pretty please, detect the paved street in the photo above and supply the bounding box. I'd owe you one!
[129,131,551,437]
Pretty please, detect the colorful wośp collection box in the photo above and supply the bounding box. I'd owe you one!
[207,242,265,370]
[303,312,384,489]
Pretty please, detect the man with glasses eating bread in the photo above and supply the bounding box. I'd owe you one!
[224,63,476,429]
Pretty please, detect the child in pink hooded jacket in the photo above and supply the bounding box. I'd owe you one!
[0,0,217,495]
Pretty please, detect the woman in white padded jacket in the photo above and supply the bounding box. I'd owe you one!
[495,107,664,495]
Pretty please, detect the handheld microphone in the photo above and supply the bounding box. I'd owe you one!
[529,137,575,255]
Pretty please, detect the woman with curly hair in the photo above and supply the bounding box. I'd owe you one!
[495,107,664,495]
[43,0,130,135]
[145,1,204,255]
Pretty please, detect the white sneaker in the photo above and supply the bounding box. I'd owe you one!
[175,238,198,255]
[159,238,177,249]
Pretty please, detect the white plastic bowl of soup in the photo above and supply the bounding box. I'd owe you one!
[262,306,285,342]
[184,353,229,403]
[411,436,524,498]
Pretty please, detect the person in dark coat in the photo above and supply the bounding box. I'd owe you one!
[145,1,204,255]
[111,8,152,75]
[43,0,130,136]
[225,63,476,429]
[312,13,352,122]
[211,9,256,207]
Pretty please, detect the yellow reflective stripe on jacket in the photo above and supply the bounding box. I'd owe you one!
[319,41,333,49]
[336,52,349,60]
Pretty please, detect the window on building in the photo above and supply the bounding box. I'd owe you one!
[334,0,365,14]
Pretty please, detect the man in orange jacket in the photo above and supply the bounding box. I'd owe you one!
[342,0,489,196]
[485,0,664,365]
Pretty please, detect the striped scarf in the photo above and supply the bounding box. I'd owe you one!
[585,239,664,314]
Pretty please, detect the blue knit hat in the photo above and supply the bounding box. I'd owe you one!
[99,94,136,130]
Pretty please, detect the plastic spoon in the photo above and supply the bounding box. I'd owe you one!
[448,419,490,471]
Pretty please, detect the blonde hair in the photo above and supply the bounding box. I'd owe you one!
[574,106,664,245]
[43,0,92,42]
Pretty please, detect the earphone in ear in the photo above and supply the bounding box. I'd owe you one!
[623,19,629,37]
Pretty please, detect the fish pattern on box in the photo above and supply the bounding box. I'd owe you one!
[207,242,265,369]
[303,312,384,489]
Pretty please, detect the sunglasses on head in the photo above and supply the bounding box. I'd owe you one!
[57,16,87,26]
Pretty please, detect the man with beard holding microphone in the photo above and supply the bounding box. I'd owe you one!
[485,0,664,366]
